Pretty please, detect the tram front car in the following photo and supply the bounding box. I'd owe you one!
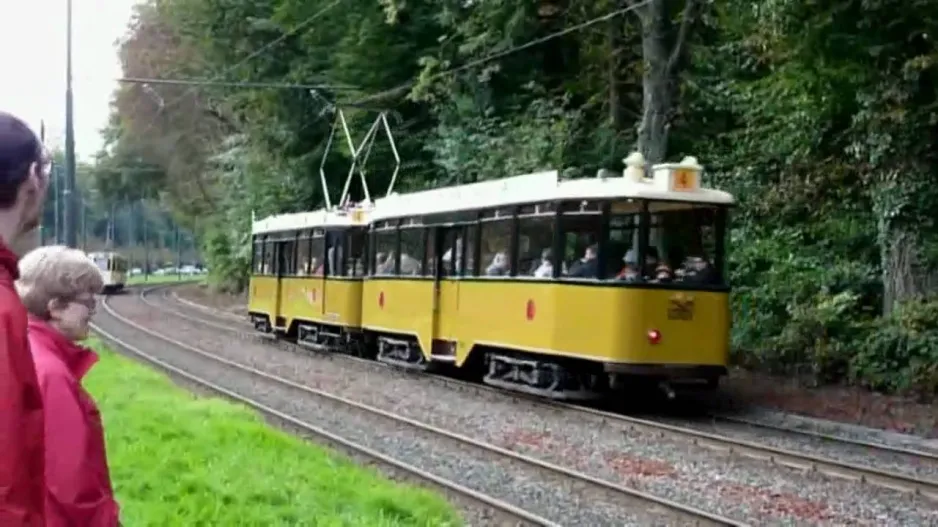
[508,154,734,401]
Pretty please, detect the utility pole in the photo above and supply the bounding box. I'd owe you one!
[142,202,149,279]
[52,164,60,243]
[63,0,78,247]
[175,225,181,279]
[81,197,87,250]
[126,201,135,271]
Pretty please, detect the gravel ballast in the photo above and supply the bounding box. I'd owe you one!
[95,299,688,526]
[115,290,938,526]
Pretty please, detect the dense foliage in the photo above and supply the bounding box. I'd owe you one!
[94,0,938,397]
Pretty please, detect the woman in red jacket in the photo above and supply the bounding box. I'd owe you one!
[16,245,120,527]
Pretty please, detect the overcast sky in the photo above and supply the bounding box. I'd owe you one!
[0,0,137,161]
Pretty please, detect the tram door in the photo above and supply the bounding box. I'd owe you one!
[273,237,295,330]
[432,226,462,343]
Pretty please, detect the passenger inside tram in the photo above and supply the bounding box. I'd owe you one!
[567,244,598,278]
[485,251,509,276]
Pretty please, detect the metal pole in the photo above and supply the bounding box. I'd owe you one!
[81,197,87,250]
[63,0,77,247]
[143,202,149,279]
[52,164,60,243]
[126,201,134,271]
[175,225,181,280]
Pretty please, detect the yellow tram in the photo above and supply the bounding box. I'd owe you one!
[89,251,129,294]
[248,205,371,353]
[248,152,735,400]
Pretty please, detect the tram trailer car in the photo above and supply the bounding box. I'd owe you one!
[249,206,371,355]
[249,152,734,401]
[89,251,129,294]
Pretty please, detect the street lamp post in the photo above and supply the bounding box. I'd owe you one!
[63,0,78,247]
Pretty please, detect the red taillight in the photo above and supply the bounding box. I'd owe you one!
[647,329,661,344]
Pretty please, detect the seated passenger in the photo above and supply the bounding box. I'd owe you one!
[532,248,553,278]
[400,253,421,275]
[15,246,121,527]
[652,264,674,283]
[485,251,509,276]
[378,251,396,275]
[680,256,716,284]
[567,244,598,278]
[616,250,640,282]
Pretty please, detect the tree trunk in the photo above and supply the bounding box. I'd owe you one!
[874,179,938,314]
[608,15,626,131]
[632,0,696,164]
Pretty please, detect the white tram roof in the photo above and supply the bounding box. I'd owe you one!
[252,205,373,235]
[370,157,735,223]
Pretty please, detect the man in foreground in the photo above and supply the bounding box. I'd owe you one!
[0,110,51,526]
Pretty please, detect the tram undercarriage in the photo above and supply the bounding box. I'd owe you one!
[482,352,604,401]
[376,335,428,371]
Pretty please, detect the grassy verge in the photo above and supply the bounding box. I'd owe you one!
[84,339,462,526]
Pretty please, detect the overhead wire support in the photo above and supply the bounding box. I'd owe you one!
[348,0,658,106]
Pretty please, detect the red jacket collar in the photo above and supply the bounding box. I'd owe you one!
[0,239,17,280]
[27,316,98,380]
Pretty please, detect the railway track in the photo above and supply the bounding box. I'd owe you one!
[95,287,742,526]
[149,284,938,503]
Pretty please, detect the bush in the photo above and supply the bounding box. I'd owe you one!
[851,298,938,400]
[202,227,251,293]
[730,242,938,399]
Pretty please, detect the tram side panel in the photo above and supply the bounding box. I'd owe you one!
[248,275,279,331]
[278,275,325,331]
[455,280,729,381]
[322,278,364,327]
[361,278,437,362]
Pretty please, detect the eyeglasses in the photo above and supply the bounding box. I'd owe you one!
[68,296,97,311]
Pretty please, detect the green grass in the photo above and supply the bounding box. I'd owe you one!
[84,339,463,526]
[126,274,203,285]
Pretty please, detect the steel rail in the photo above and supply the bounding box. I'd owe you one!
[153,284,938,502]
[91,296,556,526]
[112,287,744,526]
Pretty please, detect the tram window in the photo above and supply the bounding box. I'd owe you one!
[440,229,462,277]
[252,240,263,273]
[327,233,344,276]
[648,203,723,285]
[310,233,326,276]
[517,214,554,278]
[399,227,423,276]
[345,230,367,277]
[373,229,397,276]
[279,240,297,276]
[262,239,275,275]
[424,229,436,277]
[605,213,639,280]
[479,218,512,277]
[296,234,311,276]
[463,224,478,277]
[559,205,602,280]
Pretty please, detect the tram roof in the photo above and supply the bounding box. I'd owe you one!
[369,164,735,222]
[252,205,373,235]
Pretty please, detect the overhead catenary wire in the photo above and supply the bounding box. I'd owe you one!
[347,0,658,106]
[133,0,345,138]
[118,77,360,92]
